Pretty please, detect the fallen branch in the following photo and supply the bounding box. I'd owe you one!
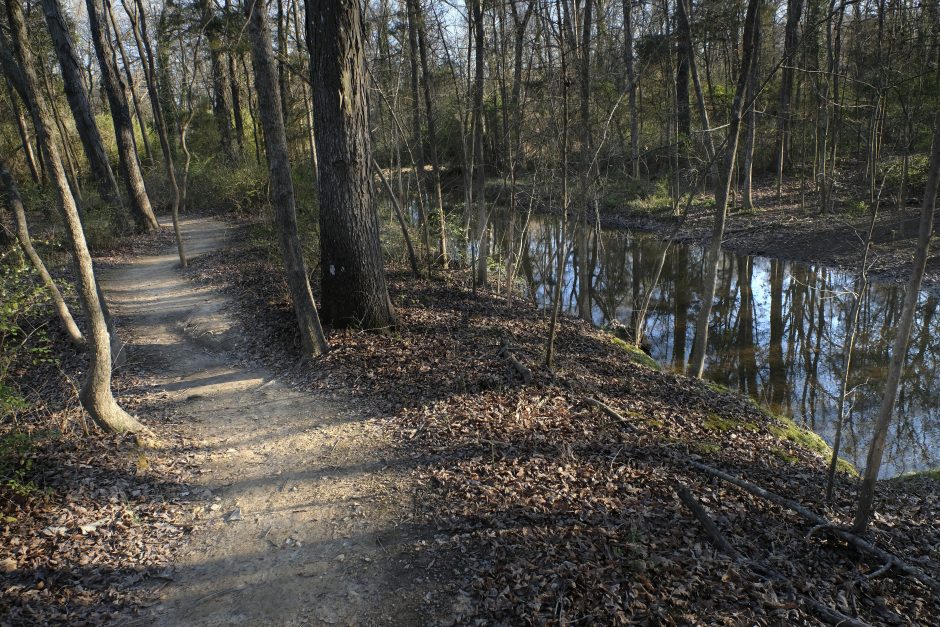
[676,484,872,627]
[584,397,638,433]
[689,461,940,596]
[498,340,533,384]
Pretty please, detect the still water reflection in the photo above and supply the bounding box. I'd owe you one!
[499,216,940,478]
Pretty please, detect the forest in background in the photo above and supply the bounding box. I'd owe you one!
[2,0,940,623]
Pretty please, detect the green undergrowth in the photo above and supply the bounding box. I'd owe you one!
[888,469,940,483]
[609,336,660,370]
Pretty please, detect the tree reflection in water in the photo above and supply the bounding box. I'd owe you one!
[496,215,940,478]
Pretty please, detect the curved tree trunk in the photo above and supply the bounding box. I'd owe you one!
[2,0,146,434]
[0,157,84,346]
[306,0,396,329]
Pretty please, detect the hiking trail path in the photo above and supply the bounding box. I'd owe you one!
[102,217,437,626]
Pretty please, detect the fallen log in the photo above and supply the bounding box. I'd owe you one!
[584,397,638,433]
[676,484,872,627]
[498,341,533,384]
[689,461,940,597]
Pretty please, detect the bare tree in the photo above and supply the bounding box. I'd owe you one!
[306,0,395,329]
[0,157,84,346]
[132,0,186,266]
[244,0,328,357]
[853,112,940,532]
[41,0,125,214]
[2,0,146,434]
[687,0,761,379]
[84,0,159,231]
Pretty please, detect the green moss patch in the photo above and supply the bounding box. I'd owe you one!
[768,415,858,477]
[609,337,660,370]
[703,413,758,433]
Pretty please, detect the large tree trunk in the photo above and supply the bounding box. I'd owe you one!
[41,0,124,213]
[687,0,761,379]
[200,0,236,161]
[2,0,145,434]
[245,0,328,357]
[853,112,940,532]
[305,0,396,329]
[0,157,84,346]
[85,0,159,231]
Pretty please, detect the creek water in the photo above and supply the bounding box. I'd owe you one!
[481,214,939,478]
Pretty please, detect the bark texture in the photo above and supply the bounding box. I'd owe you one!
[306,0,395,329]
[245,0,328,357]
[85,0,159,231]
[41,0,124,212]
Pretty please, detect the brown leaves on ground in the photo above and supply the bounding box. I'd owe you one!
[190,220,939,625]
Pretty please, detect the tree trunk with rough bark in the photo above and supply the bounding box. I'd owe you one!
[245,0,328,357]
[85,0,159,231]
[306,0,396,329]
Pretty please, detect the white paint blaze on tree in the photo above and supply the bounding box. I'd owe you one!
[306,0,396,330]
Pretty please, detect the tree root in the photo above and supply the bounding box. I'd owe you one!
[676,483,872,627]
[689,461,940,597]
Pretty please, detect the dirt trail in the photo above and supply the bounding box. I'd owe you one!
[101,217,433,626]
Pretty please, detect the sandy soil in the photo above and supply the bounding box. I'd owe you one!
[100,217,437,626]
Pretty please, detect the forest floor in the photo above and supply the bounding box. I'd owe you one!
[600,179,940,291]
[1,217,448,625]
[183,211,939,625]
[3,210,940,624]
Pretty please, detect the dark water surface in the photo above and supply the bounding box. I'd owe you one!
[491,214,940,478]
